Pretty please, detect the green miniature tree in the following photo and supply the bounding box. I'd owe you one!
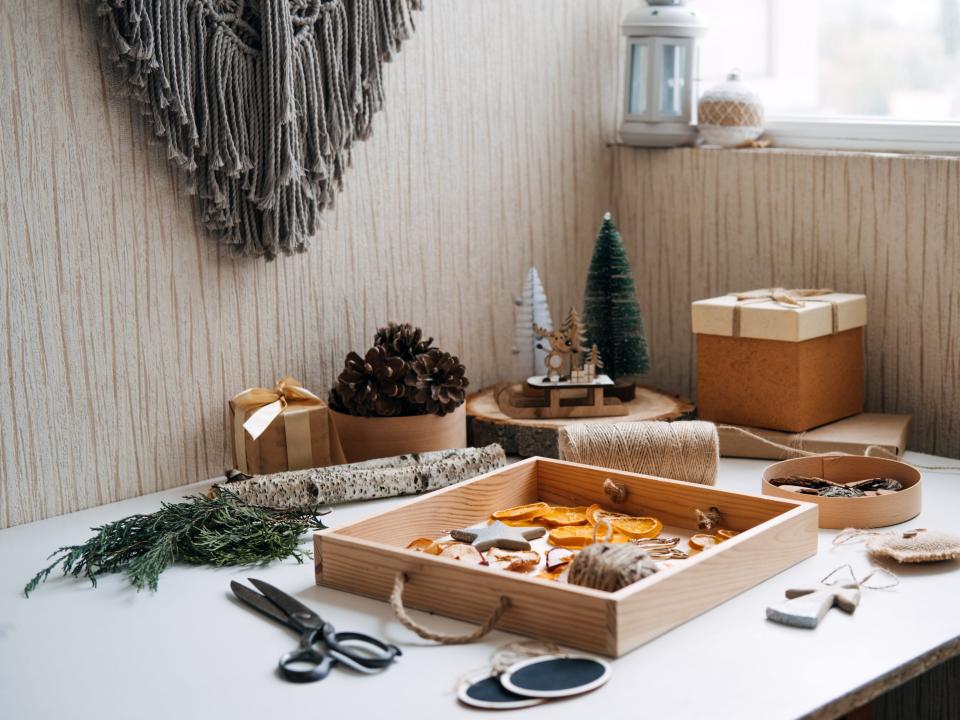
[582,213,650,379]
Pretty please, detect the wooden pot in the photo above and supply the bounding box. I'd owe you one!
[761,455,921,529]
[329,404,468,462]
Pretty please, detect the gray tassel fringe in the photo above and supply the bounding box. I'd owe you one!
[96,0,422,258]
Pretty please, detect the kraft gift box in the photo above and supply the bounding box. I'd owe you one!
[692,289,866,433]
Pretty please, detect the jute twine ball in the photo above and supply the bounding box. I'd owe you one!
[567,543,658,592]
[698,70,764,148]
[558,421,719,486]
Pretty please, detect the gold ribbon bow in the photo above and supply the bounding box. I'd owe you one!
[231,376,324,474]
[728,287,838,337]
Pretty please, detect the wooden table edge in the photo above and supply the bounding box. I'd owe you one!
[802,634,960,720]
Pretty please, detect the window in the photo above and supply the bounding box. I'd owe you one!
[694,0,960,152]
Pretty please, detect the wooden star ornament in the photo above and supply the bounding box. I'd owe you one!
[450,521,546,551]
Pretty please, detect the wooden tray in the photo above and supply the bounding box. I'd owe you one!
[761,455,922,529]
[314,458,818,657]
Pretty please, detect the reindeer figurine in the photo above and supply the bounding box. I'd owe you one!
[533,307,589,381]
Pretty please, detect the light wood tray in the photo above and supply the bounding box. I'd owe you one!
[315,458,817,656]
[761,455,922,529]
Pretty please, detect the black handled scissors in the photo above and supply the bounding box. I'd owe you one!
[231,578,402,683]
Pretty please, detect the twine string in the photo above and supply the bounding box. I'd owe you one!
[389,572,509,645]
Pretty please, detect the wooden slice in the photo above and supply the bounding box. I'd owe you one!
[467,384,694,458]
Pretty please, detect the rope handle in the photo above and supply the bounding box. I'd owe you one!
[389,572,510,645]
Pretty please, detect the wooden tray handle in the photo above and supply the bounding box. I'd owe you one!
[389,572,510,644]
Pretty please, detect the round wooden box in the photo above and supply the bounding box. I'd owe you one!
[761,455,921,529]
[330,404,467,463]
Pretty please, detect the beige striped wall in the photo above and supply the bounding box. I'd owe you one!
[0,0,622,527]
[2,2,957,528]
[613,147,960,460]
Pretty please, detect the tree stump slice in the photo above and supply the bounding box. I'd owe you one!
[467,384,695,458]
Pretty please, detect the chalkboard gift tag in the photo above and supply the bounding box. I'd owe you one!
[457,670,546,710]
[499,655,612,699]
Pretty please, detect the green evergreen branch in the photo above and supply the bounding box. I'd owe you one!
[24,491,327,596]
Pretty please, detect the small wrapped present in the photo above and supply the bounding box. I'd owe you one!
[718,413,910,460]
[692,288,866,432]
[229,376,345,475]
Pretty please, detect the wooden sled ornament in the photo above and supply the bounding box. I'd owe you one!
[496,376,629,420]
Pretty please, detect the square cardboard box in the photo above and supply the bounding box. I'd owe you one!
[696,327,864,432]
[314,457,818,657]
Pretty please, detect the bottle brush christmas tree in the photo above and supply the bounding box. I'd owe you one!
[583,212,650,380]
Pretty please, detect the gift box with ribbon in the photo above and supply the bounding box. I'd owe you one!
[691,288,867,432]
[229,376,346,475]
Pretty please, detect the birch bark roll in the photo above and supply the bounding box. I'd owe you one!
[213,444,507,509]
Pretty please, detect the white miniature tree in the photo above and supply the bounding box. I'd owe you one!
[511,267,553,380]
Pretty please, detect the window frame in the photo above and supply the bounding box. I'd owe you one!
[763,117,960,154]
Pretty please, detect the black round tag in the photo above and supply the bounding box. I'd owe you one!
[499,655,612,698]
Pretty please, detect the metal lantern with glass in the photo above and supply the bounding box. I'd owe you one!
[620,0,706,147]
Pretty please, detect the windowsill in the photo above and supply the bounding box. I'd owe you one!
[613,118,960,159]
[612,141,960,162]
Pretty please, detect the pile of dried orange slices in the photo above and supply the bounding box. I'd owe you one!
[405,501,681,583]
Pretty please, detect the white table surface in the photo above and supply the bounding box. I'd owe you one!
[2,454,959,720]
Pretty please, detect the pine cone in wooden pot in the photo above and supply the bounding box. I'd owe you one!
[329,323,470,462]
[374,321,434,361]
[405,349,469,416]
[697,70,764,148]
[330,347,407,417]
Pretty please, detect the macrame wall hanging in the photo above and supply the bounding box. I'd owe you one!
[97,0,423,258]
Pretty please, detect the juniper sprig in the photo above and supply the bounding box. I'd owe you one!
[24,491,327,596]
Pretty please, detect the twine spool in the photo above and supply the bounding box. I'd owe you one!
[559,421,719,486]
[567,543,658,592]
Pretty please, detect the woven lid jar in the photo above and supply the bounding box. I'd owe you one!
[697,70,764,147]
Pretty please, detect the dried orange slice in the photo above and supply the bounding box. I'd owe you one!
[611,517,663,539]
[689,533,720,551]
[717,529,740,540]
[497,517,547,528]
[548,525,631,547]
[491,502,550,522]
[537,569,566,582]
[586,504,629,525]
[538,506,589,527]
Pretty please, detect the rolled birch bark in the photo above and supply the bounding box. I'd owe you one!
[212,444,507,509]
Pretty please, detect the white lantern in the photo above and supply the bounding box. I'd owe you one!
[620,0,706,147]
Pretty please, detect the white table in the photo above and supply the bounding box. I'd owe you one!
[2,455,959,720]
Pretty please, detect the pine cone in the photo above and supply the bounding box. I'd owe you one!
[374,322,434,361]
[405,349,469,415]
[331,347,408,416]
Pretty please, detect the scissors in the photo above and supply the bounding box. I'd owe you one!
[231,578,402,682]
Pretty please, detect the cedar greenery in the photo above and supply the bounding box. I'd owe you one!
[24,491,327,596]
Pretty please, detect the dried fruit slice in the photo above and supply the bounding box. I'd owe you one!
[689,533,720,551]
[487,548,541,573]
[538,506,589,526]
[717,529,740,540]
[491,502,551,521]
[497,517,547,528]
[547,525,631,548]
[545,547,576,572]
[586,504,629,525]
[611,517,663,539]
[405,537,449,555]
[439,543,486,563]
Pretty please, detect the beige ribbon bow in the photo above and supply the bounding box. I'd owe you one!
[729,287,837,337]
[231,376,324,473]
